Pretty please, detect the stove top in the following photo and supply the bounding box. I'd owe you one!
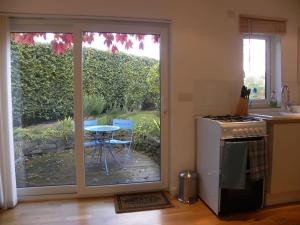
[201,115,266,138]
[203,115,261,122]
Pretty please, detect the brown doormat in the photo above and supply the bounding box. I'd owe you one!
[115,191,173,213]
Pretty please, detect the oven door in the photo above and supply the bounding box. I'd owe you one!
[219,136,266,215]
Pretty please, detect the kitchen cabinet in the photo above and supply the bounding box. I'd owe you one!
[265,121,300,206]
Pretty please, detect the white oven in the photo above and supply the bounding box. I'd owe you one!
[196,115,267,215]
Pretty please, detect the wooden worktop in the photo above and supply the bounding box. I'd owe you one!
[263,117,300,124]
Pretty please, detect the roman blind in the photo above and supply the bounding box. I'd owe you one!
[239,15,287,35]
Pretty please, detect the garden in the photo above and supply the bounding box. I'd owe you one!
[11,34,161,187]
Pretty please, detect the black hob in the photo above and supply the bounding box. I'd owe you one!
[203,115,261,122]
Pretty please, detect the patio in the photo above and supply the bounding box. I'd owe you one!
[85,147,160,186]
[15,146,160,188]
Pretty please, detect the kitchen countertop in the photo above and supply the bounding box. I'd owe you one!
[262,117,300,124]
[250,111,300,124]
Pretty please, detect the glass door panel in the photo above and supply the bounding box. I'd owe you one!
[82,32,161,186]
[11,32,76,187]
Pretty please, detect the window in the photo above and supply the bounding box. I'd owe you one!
[243,35,270,100]
[240,15,285,106]
[243,35,282,105]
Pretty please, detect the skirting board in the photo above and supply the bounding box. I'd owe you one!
[265,191,300,206]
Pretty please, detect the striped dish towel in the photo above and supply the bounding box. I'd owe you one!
[248,140,268,180]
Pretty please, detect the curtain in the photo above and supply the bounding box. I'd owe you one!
[0,15,18,209]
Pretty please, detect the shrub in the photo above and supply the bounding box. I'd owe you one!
[13,127,38,142]
[97,114,113,125]
[144,63,160,110]
[83,48,158,112]
[83,95,106,118]
[56,117,74,145]
[11,43,74,126]
[40,127,60,142]
[13,117,74,150]
[11,42,159,126]
[132,118,160,163]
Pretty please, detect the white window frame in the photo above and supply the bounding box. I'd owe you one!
[10,17,170,199]
[243,34,272,107]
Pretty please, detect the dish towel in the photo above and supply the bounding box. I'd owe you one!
[248,140,268,180]
[221,142,248,189]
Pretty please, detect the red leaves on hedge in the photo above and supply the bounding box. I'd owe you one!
[115,33,128,45]
[111,45,118,54]
[139,41,144,50]
[135,34,145,41]
[152,35,160,43]
[103,33,114,48]
[125,39,133,50]
[12,33,39,45]
[15,34,35,45]
[61,34,74,47]
[12,32,159,55]
[51,40,67,55]
[82,32,94,44]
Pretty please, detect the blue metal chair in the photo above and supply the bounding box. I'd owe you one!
[83,119,99,147]
[84,119,97,127]
[83,119,104,164]
[106,119,134,159]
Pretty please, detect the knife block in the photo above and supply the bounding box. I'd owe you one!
[235,98,248,116]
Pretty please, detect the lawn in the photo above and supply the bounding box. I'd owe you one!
[16,110,159,133]
[97,110,160,125]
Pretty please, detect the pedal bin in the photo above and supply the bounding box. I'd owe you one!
[177,170,198,204]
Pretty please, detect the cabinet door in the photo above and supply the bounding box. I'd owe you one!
[270,123,300,194]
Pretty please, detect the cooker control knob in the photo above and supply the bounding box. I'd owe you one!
[259,128,265,135]
[232,129,238,137]
[238,129,244,136]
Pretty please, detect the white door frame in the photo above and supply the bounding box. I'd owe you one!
[10,17,170,198]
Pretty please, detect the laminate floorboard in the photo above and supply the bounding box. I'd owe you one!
[1,196,300,225]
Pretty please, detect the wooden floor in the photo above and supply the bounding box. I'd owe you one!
[1,196,300,225]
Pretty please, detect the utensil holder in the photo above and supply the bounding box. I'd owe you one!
[235,98,248,116]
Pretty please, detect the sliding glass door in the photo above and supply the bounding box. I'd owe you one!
[10,19,169,197]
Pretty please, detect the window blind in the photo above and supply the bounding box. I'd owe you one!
[239,15,287,35]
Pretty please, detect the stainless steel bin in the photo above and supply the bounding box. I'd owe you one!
[177,170,198,204]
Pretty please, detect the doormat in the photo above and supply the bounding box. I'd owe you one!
[114,191,173,213]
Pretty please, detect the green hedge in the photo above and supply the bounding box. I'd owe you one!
[11,43,159,126]
[11,43,74,126]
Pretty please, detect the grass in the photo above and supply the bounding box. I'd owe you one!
[18,110,159,131]
[97,110,160,126]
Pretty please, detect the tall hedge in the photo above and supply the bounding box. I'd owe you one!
[11,43,159,126]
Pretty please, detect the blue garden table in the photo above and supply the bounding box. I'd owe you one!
[84,125,120,175]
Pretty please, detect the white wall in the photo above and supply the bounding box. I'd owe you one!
[1,0,300,194]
